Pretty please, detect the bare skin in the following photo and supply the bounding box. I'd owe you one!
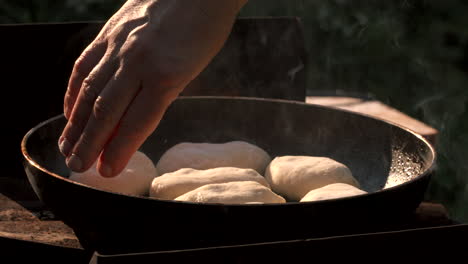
[59,0,248,177]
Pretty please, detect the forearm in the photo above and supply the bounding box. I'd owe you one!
[139,0,247,71]
[114,0,248,26]
[192,0,248,17]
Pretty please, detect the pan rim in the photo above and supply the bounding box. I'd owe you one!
[21,96,436,207]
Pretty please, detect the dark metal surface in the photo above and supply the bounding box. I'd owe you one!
[22,97,435,254]
[0,236,92,264]
[89,224,468,263]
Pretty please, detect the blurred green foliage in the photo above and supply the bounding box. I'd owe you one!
[0,0,467,222]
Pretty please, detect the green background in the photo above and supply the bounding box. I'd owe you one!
[1,0,466,222]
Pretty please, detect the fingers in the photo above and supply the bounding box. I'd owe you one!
[59,51,116,159]
[97,85,178,177]
[64,42,107,119]
[64,68,141,175]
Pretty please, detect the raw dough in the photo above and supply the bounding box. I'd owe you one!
[300,183,367,202]
[265,156,359,201]
[156,141,271,175]
[150,167,269,200]
[69,151,158,196]
[174,181,286,204]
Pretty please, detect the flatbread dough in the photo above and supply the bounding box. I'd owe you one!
[174,181,286,204]
[150,167,269,200]
[265,156,359,201]
[300,183,367,202]
[156,141,271,175]
[69,151,158,196]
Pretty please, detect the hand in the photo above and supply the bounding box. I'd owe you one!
[59,0,247,177]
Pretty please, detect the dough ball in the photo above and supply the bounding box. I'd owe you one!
[300,183,367,202]
[265,156,359,201]
[156,141,271,175]
[174,181,286,204]
[150,167,269,200]
[69,151,158,196]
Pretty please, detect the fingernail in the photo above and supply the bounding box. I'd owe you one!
[58,137,72,157]
[67,154,82,172]
[100,163,113,178]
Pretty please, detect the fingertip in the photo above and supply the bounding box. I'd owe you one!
[58,136,72,157]
[98,161,115,178]
[98,151,125,178]
[98,149,133,178]
[66,154,83,172]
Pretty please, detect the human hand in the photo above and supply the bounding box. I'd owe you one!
[59,0,247,177]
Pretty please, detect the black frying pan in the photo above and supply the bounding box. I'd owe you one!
[21,96,435,254]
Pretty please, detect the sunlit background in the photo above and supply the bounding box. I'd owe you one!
[1,0,467,222]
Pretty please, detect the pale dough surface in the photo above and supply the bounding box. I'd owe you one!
[174,181,286,204]
[150,167,269,200]
[156,141,271,175]
[69,151,158,196]
[265,156,359,201]
[300,183,367,202]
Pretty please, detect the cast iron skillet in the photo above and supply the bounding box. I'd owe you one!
[21,96,435,254]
